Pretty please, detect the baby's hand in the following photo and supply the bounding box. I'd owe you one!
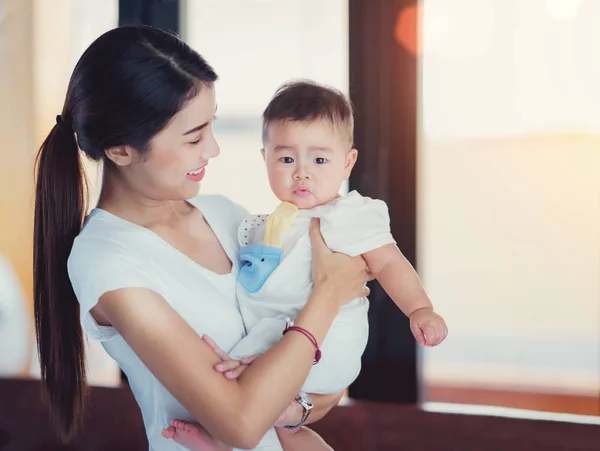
[409,308,448,347]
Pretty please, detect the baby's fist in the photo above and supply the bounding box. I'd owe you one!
[410,307,447,347]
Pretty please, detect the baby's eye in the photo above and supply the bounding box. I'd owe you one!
[279,157,294,163]
[314,157,328,164]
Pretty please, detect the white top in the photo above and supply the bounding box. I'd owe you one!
[68,194,278,451]
[230,191,395,394]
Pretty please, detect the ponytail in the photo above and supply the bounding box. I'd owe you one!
[32,24,219,442]
[34,114,89,441]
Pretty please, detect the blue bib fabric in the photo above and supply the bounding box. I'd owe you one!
[238,244,283,293]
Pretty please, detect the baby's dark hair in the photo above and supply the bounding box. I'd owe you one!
[262,79,354,143]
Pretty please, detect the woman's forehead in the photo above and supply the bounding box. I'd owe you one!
[171,85,217,133]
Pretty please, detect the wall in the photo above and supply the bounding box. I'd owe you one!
[0,0,35,374]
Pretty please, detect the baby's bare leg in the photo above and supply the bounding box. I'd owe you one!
[276,426,333,451]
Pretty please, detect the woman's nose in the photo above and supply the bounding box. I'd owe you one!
[204,135,220,159]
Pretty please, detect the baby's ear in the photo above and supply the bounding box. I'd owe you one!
[344,148,358,179]
[260,148,266,161]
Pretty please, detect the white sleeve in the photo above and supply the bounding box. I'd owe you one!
[67,237,161,341]
[320,192,396,257]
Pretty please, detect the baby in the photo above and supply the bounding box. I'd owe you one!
[164,80,448,450]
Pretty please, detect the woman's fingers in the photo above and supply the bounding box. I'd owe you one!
[309,216,371,304]
[240,354,258,365]
[214,354,259,377]
[215,359,240,373]
[202,334,231,362]
[225,364,249,379]
[223,355,258,379]
[309,218,329,258]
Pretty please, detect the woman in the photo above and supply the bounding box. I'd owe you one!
[33,25,370,450]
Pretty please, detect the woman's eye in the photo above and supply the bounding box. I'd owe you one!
[279,157,294,163]
[190,138,203,146]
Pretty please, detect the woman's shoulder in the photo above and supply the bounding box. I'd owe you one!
[188,193,249,225]
[69,209,146,266]
[75,208,133,238]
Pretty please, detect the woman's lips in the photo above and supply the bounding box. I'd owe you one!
[186,166,206,182]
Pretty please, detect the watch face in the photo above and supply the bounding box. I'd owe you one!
[299,391,313,406]
[285,392,314,429]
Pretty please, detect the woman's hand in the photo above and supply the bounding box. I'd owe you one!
[310,218,372,307]
[274,400,302,429]
[203,334,257,379]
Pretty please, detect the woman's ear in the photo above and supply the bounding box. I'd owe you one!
[343,148,358,180]
[261,148,266,161]
[104,145,135,167]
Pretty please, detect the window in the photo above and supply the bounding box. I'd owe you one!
[420,0,600,411]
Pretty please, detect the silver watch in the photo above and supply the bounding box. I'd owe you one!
[283,391,314,429]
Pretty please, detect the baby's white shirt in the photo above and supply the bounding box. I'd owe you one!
[230,190,395,394]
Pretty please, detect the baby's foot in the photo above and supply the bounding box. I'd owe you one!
[161,419,231,451]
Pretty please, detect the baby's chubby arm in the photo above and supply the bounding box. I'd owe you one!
[363,244,448,347]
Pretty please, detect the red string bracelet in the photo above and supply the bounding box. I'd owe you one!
[283,324,322,365]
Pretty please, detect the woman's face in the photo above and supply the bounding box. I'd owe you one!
[117,83,220,201]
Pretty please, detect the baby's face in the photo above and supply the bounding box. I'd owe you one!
[262,119,357,209]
